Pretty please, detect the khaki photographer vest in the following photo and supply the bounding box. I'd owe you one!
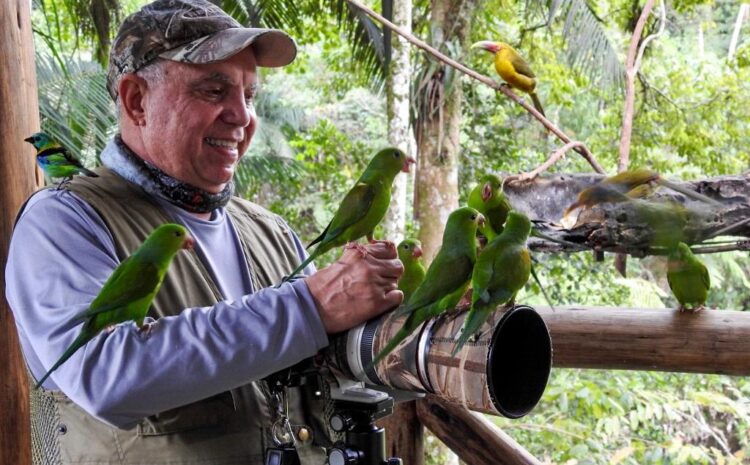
[29,168,331,465]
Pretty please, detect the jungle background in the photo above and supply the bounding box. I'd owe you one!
[30,0,750,463]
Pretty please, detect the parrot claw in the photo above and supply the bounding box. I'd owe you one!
[138,322,155,337]
[691,305,705,314]
[344,242,369,258]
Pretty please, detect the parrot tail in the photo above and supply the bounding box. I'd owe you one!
[530,265,554,311]
[35,331,91,389]
[451,307,487,357]
[656,178,719,205]
[362,327,412,376]
[530,92,545,117]
[278,253,316,286]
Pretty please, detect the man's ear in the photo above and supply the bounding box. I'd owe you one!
[118,74,148,126]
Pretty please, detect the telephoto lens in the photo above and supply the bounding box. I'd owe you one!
[326,304,552,419]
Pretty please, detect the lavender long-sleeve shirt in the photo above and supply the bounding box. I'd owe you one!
[5,141,328,429]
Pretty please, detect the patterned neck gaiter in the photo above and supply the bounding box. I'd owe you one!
[114,135,233,213]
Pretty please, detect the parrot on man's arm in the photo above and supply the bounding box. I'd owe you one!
[34,223,194,389]
[24,132,99,185]
[396,239,426,302]
[365,207,485,371]
[472,41,545,117]
[667,242,710,313]
[452,211,532,356]
[281,147,415,283]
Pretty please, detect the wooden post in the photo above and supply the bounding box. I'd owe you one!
[416,395,542,465]
[537,306,750,375]
[377,400,424,465]
[1,1,40,464]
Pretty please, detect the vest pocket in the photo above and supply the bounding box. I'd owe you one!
[137,391,236,436]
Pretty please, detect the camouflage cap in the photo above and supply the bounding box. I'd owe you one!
[106,0,297,100]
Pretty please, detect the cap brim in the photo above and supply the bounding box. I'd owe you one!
[159,28,297,68]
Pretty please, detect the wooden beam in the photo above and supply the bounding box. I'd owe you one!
[1,1,39,465]
[416,395,542,465]
[537,306,750,375]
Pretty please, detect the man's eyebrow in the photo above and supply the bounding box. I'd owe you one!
[190,72,258,93]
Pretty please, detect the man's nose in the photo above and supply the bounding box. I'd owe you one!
[222,89,254,127]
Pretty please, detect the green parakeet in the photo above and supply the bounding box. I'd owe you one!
[396,239,426,302]
[452,211,532,356]
[282,147,414,283]
[35,224,194,389]
[24,132,99,185]
[367,207,485,370]
[667,242,710,313]
[468,174,512,242]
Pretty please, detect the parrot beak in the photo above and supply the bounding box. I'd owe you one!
[402,156,416,173]
[471,41,500,54]
[23,136,34,143]
[183,236,196,251]
[477,213,486,228]
[481,182,493,202]
[412,245,423,258]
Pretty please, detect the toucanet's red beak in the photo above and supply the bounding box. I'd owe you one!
[471,41,501,54]
[482,182,493,202]
[402,156,416,173]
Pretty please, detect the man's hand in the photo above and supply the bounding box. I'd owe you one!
[304,241,404,333]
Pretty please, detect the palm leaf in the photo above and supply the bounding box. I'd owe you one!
[527,0,624,91]
[35,47,116,166]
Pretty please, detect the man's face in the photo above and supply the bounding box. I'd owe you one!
[139,48,258,193]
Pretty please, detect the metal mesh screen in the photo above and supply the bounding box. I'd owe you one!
[28,374,62,465]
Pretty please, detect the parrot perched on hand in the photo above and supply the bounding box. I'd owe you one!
[396,239,426,302]
[468,173,512,242]
[472,41,545,117]
[563,168,718,221]
[667,242,710,313]
[452,211,532,356]
[24,132,99,185]
[34,224,194,389]
[366,207,485,371]
[281,147,415,283]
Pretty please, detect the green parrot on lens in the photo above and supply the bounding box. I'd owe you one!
[366,207,485,371]
[667,242,710,313]
[35,224,194,389]
[452,211,532,356]
[282,147,414,283]
[396,239,426,302]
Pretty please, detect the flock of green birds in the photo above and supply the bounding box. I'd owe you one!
[23,39,717,383]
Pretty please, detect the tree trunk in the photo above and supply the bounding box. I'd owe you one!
[728,3,748,60]
[415,0,477,261]
[382,0,415,245]
[1,1,40,464]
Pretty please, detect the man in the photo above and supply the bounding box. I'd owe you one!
[5,1,403,463]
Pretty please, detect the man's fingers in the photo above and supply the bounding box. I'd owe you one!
[363,241,397,259]
[382,289,404,309]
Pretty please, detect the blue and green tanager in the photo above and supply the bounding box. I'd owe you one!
[35,224,194,389]
[396,239,426,302]
[367,207,485,369]
[667,242,710,313]
[452,211,532,356]
[282,147,414,282]
[24,132,98,183]
[472,41,545,117]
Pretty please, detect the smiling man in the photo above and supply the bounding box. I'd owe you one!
[5,1,403,464]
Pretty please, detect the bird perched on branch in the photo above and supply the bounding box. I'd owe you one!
[24,132,98,186]
[453,211,532,356]
[468,173,512,242]
[667,242,709,313]
[35,224,194,389]
[396,239,426,302]
[366,207,484,371]
[471,41,545,117]
[281,147,415,283]
[562,168,718,227]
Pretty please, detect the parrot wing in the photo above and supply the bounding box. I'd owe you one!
[80,260,161,319]
[307,182,375,249]
[700,262,710,290]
